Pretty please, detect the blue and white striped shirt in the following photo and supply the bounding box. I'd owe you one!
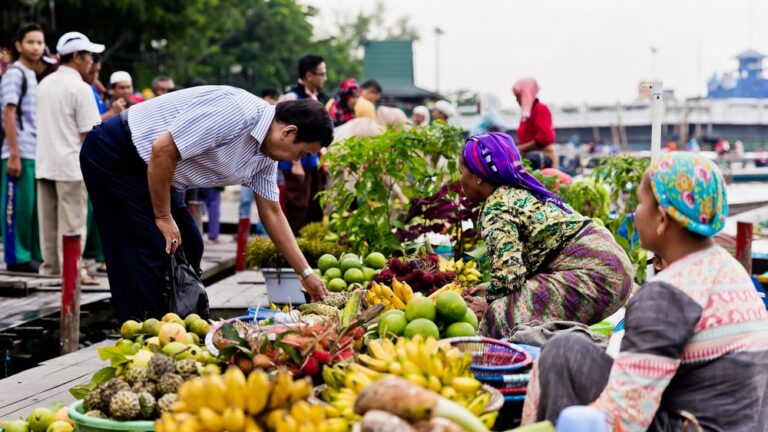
[127,85,279,201]
[1,62,38,159]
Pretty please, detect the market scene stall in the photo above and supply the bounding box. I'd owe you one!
[2,1,768,432]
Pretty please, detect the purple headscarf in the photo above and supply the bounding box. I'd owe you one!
[463,132,570,213]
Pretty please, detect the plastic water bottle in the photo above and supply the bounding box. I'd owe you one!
[556,406,608,432]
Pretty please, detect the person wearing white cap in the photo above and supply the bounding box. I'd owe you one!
[35,31,104,278]
[431,100,457,125]
[108,70,134,111]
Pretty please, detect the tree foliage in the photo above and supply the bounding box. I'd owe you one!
[0,0,414,92]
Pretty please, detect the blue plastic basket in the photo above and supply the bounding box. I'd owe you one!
[444,337,533,376]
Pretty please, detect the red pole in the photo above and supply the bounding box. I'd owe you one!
[236,216,250,272]
[61,235,81,354]
[736,221,753,274]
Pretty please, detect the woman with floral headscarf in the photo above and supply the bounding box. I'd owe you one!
[513,78,557,168]
[459,132,634,338]
[522,152,768,431]
[326,78,359,127]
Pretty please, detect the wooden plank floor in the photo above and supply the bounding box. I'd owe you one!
[0,237,239,332]
[0,340,113,420]
[206,269,267,318]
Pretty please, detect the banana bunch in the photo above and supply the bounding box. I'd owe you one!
[364,279,413,310]
[155,367,345,432]
[321,336,494,423]
[439,258,483,284]
[427,282,464,301]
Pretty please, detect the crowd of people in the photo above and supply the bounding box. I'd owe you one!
[3,23,768,430]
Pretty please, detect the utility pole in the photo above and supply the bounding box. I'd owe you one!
[434,27,444,92]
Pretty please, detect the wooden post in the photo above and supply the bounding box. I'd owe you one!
[236,216,250,272]
[736,222,753,273]
[61,235,81,354]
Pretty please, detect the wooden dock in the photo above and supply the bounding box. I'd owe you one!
[206,269,267,319]
[0,340,113,420]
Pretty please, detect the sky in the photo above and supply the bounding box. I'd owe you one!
[300,0,767,108]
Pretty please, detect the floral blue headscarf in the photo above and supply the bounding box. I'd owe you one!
[649,152,727,237]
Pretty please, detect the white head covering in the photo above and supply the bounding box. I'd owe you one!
[376,106,409,127]
[479,93,501,114]
[433,100,457,119]
[109,71,133,85]
[56,32,105,55]
[412,105,430,126]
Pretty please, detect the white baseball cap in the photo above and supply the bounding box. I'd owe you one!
[110,71,132,85]
[56,32,105,56]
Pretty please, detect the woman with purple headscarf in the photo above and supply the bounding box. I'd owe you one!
[460,132,633,339]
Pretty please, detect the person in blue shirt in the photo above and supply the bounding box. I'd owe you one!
[279,54,328,234]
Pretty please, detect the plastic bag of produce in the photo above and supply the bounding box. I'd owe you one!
[165,249,209,318]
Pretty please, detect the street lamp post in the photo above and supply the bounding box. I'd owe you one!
[434,27,444,93]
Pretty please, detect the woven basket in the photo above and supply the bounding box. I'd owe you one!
[444,336,533,376]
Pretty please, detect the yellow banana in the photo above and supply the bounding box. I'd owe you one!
[325,418,350,432]
[309,405,327,423]
[388,361,402,375]
[480,412,499,429]
[245,417,265,432]
[357,353,389,372]
[223,366,248,411]
[177,415,200,432]
[440,386,458,401]
[344,371,372,393]
[400,281,414,302]
[404,373,428,387]
[379,283,396,300]
[289,377,313,404]
[391,278,403,301]
[290,400,312,423]
[347,363,381,380]
[400,360,422,376]
[275,413,298,432]
[264,409,287,430]
[390,295,406,310]
[197,407,223,431]
[202,374,228,413]
[246,369,271,415]
[466,391,491,416]
[222,407,246,432]
[366,339,395,363]
[364,289,376,306]
[268,370,293,409]
[428,375,442,392]
[451,376,482,394]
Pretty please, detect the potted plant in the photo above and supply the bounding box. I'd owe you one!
[245,236,345,304]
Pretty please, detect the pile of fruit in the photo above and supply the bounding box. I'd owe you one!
[439,257,483,285]
[316,252,387,293]
[213,294,379,378]
[0,405,73,432]
[80,352,201,421]
[118,313,211,350]
[372,254,457,295]
[377,291,478,340]
[363,279,414,310]
[156,367,347,432]
[321,336,497,429]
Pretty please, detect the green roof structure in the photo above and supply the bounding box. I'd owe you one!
[361,40,442,107]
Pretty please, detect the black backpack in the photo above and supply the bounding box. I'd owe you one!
[0,65,29,143]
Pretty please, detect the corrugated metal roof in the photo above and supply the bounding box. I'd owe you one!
[361,40,442,99]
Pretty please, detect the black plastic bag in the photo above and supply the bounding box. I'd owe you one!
[166,248,209,318]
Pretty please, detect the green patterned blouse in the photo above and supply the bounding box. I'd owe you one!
[479,186,590,300]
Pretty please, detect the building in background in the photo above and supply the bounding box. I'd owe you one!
[708,50,768,99]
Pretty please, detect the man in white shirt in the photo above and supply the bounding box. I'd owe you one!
[36,32,103,275]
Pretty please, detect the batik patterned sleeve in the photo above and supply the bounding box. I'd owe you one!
[592,281,703,431]
[480,194,527,298]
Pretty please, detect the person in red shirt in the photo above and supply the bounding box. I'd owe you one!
[513,78,557,168]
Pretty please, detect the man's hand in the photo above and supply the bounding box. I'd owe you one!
[291,160,305,180]
[109,98,127,115]
[155,217,181,255]
[6,154,21,178]
[302,273,329,302]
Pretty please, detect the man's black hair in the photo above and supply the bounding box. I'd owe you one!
[261,88,280,100]
[187,78,208,87]
[15,23,42,43]
[92,53,101,63]
[297,54,324,80]
[360,79,382,93]
[275,99,334,148]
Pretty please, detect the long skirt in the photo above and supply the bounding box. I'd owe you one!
[480,224,634,339]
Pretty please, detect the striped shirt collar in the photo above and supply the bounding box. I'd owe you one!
[250,103,275,146]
